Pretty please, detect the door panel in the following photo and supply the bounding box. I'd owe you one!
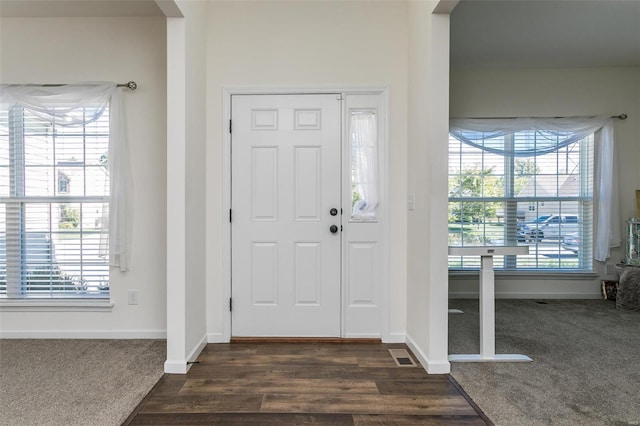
[232,94,342,337]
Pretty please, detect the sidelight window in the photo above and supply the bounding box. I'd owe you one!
[350,110,378,221]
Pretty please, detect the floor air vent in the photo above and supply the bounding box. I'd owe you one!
[388,349,417,367]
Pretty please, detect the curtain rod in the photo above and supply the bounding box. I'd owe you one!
[8,81,138,91]
[452,113,627,120]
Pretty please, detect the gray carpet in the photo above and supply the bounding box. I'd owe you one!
[449,299,640,426]
[0,339,165,426]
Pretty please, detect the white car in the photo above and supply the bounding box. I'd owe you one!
[521,215,580,241]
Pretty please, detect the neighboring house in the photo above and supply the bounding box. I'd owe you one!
[516,174,581,222]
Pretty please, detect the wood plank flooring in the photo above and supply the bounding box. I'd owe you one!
[124,343,489,425]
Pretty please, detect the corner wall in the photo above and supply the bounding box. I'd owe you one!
[0,17,168,337]
[406,2,451,373]
[165,0,208,373]
[450,67,640,298]
[182,0,208,369]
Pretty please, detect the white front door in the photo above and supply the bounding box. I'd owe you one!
[231,94,342,337]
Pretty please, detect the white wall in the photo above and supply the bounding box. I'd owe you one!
[406,1,451,374]
[0,17,168,337]
[450,67,640,298]
[165,0,209,373]
[204,1,410,341]
[182,0,208,363]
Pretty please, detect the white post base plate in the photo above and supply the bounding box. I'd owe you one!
[449,354,532,363]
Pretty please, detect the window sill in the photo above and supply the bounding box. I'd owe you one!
[449,270,599,280]
[0,299,114,312]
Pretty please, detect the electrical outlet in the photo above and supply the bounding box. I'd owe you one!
[605,264,616,276]
[128,290,138,305]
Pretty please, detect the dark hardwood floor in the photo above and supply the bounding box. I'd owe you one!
[124,343,489,425]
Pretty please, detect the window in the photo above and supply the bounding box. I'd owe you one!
[448,129,594,272]
[57,171,70,194]
[350,110,378,221]
[0,104,110,298]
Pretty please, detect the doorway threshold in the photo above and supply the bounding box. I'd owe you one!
[230,337,382,344]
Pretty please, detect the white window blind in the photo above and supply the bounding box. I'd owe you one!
[448,129,595,272]
[0,104,110,298]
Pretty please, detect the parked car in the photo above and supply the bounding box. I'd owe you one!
[562,233,580,254]
[519,215,579,242]
[517,215,552,241]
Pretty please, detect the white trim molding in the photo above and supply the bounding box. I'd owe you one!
[188,334,208,362]
[165,334,207,375]
[406,333,451,374]
[164,360,190,374]
[0,330,166,339]
[0,299,114,312]
[222,87,391,342]
[207,332,225,343]
[388,332,407,344]
[450,291,602,299]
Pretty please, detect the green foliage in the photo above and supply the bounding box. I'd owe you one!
[448,166,501,222]
[514,159,540,195]
[59,207,80,229]
[352,187,361,205]
[514,159,540,176]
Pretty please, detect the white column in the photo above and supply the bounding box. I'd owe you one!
[479,255,495,359]
[165,16,188,374]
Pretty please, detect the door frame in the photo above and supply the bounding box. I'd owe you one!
[221,87,390,342]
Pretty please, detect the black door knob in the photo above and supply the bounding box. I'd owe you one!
[330,208,338,216]
[330,225,338,234]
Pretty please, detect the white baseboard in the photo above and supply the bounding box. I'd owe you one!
[405,333,450,375]
[188,334,207,363]
[0,330,166,339]
[449,292,601,299]
[207,332,227,343]
[344,333,382,339]
[165,334,207,375]
[164,360,189,374]
[386,332,406,343]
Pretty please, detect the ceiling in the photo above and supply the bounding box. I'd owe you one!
[451,0,640,69]
[0,0,164,17]
[2,0,639,69]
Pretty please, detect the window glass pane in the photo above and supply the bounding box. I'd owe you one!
[22,114,53,167]
[24,166,55,196]
[0,204,6,295]
[85,109,110,166]
[350,110,377,221]
[55,134,85,163]
[0,166,8,198]
[84,165,109,197]
[21,202,109,298]
[1,103,110,299]
[0,109,8,197]
[448,131,594,272]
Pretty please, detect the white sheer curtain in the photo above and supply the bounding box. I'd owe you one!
[0,82,133,271]
[450,116,620,262]
[350,111,378,220]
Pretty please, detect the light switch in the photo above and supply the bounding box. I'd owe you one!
[408,194,415,211]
